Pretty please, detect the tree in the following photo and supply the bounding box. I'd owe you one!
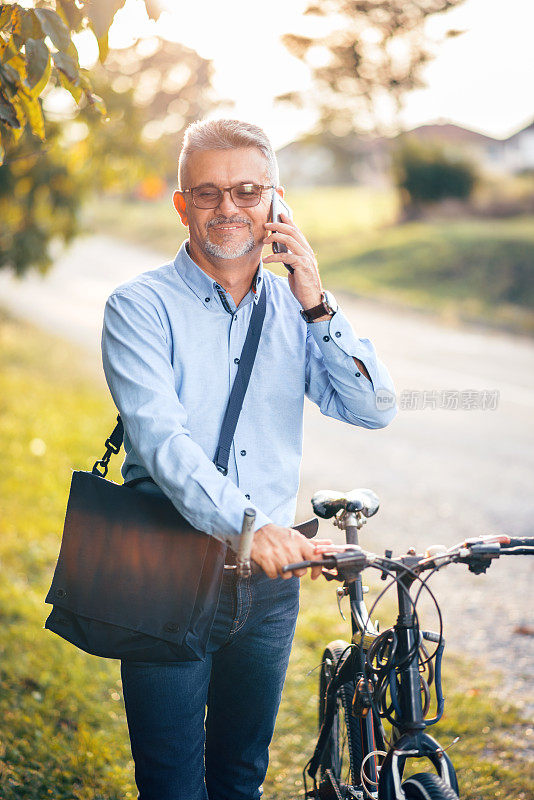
[0,0,162,164]
[279,0,466,137]
[392,135,476,218]
[0,1,219,275]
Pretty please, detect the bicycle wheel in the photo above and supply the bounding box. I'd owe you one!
[318,640,363,788]
[402,772,459,799]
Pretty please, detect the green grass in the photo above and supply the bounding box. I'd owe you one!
[84,187,534,336]
[1,312,533,798]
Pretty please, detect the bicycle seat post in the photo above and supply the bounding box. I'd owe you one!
[336,510,374,639]
[335,509,365,546]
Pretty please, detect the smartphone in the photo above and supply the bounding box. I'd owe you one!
[270,191,294,274]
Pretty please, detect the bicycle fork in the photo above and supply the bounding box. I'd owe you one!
[377,572,458,799]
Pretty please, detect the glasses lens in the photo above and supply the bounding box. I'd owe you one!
[230,184,262,207]
[192,187,221,208]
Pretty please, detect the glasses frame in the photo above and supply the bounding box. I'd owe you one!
[181,183,275,209]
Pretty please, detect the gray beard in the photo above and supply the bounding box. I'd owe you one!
[203,217,256,259]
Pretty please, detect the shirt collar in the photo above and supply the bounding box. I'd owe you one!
[173,241,264,313]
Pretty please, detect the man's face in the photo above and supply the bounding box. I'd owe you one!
[174,148,276,262]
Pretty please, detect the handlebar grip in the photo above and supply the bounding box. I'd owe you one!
[282,560,312,573]
[282,557,337,574]
[504,536,534,548]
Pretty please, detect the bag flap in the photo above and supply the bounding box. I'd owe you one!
[46,471,225,644]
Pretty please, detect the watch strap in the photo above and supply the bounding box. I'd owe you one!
[300,292,332,322]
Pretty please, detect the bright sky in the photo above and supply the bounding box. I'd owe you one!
[90,0,534,149]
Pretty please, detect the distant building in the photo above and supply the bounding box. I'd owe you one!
[499,120,534,173]
[276,118,534,186]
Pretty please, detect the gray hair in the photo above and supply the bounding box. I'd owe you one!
[178,119,279,188]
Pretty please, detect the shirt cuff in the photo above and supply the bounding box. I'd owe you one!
[306,308,378,382]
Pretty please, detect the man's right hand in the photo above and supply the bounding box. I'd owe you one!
[250,523,332,580]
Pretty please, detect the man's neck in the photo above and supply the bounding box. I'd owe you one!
[186,240,261,307]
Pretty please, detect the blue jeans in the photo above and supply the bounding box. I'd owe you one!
[120,567,300,800]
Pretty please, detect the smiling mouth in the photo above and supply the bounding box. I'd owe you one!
[212,224,246,231]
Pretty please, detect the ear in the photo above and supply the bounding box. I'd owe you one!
[275,186,285,199]
[173,190,189,227]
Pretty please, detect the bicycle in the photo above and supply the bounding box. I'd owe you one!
[283,487,534,800]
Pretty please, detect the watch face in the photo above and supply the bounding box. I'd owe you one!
[323,291,338,314]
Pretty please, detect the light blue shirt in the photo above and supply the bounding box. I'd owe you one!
[101,241,397,548]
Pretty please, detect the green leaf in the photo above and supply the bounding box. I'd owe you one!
[0,91,20,128]
[97,31,108,62]
[19,91,44,139]
[25,38,49,90]
[85,0,125,39]
[52,50,79,84]
[34,8,70,52]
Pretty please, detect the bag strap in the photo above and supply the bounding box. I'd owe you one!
[93,281,267,479]
[213,281,266,475]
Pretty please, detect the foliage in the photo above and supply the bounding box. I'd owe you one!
[392,135,477,214]
[0,0,164,163]
[1,310,533,797]
[279,0,466,136]
[0,120,87,274]
[0,31,217,275]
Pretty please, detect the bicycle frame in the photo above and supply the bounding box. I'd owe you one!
[343,512,383,792]
[376,565,458,799]
[318,511,459,799]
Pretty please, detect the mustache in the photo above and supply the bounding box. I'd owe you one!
[206,216,252,229]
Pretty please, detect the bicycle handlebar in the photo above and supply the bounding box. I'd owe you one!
[282,535,534,578]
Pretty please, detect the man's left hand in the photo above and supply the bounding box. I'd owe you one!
[262,212,325,312]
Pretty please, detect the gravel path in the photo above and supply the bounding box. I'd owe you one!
[2,234,533,719]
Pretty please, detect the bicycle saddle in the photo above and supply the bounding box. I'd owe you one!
[311,488,380,519]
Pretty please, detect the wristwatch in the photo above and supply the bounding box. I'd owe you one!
[300,290,338,323]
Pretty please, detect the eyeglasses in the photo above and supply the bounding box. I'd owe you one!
[182,183,274,209]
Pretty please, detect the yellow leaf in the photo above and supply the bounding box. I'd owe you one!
[0,35,20,65]
[19,93,45,140]
[29,49,51,97]
[58,69,82,103]
[97,32,108,62]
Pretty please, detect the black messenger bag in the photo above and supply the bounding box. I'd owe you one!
[44,283,279,662]
[44,467,227,662]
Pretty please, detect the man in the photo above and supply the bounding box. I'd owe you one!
[101,119,396,800]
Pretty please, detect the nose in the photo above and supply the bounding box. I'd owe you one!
[216,188,240,216]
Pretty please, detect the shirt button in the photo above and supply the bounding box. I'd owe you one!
[335,331,341,337]
[323,335,330,342]
[355,372,361,377]
[240,450,247,456]
[234,314,238,321]
[245,493,250,500]
[205,297,210,302]
[234,357,240,364]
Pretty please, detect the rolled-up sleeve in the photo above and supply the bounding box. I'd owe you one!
[101,290,272,548]
[304,307,397,428]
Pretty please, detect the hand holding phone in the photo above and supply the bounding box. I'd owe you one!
[270,192,294,274]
